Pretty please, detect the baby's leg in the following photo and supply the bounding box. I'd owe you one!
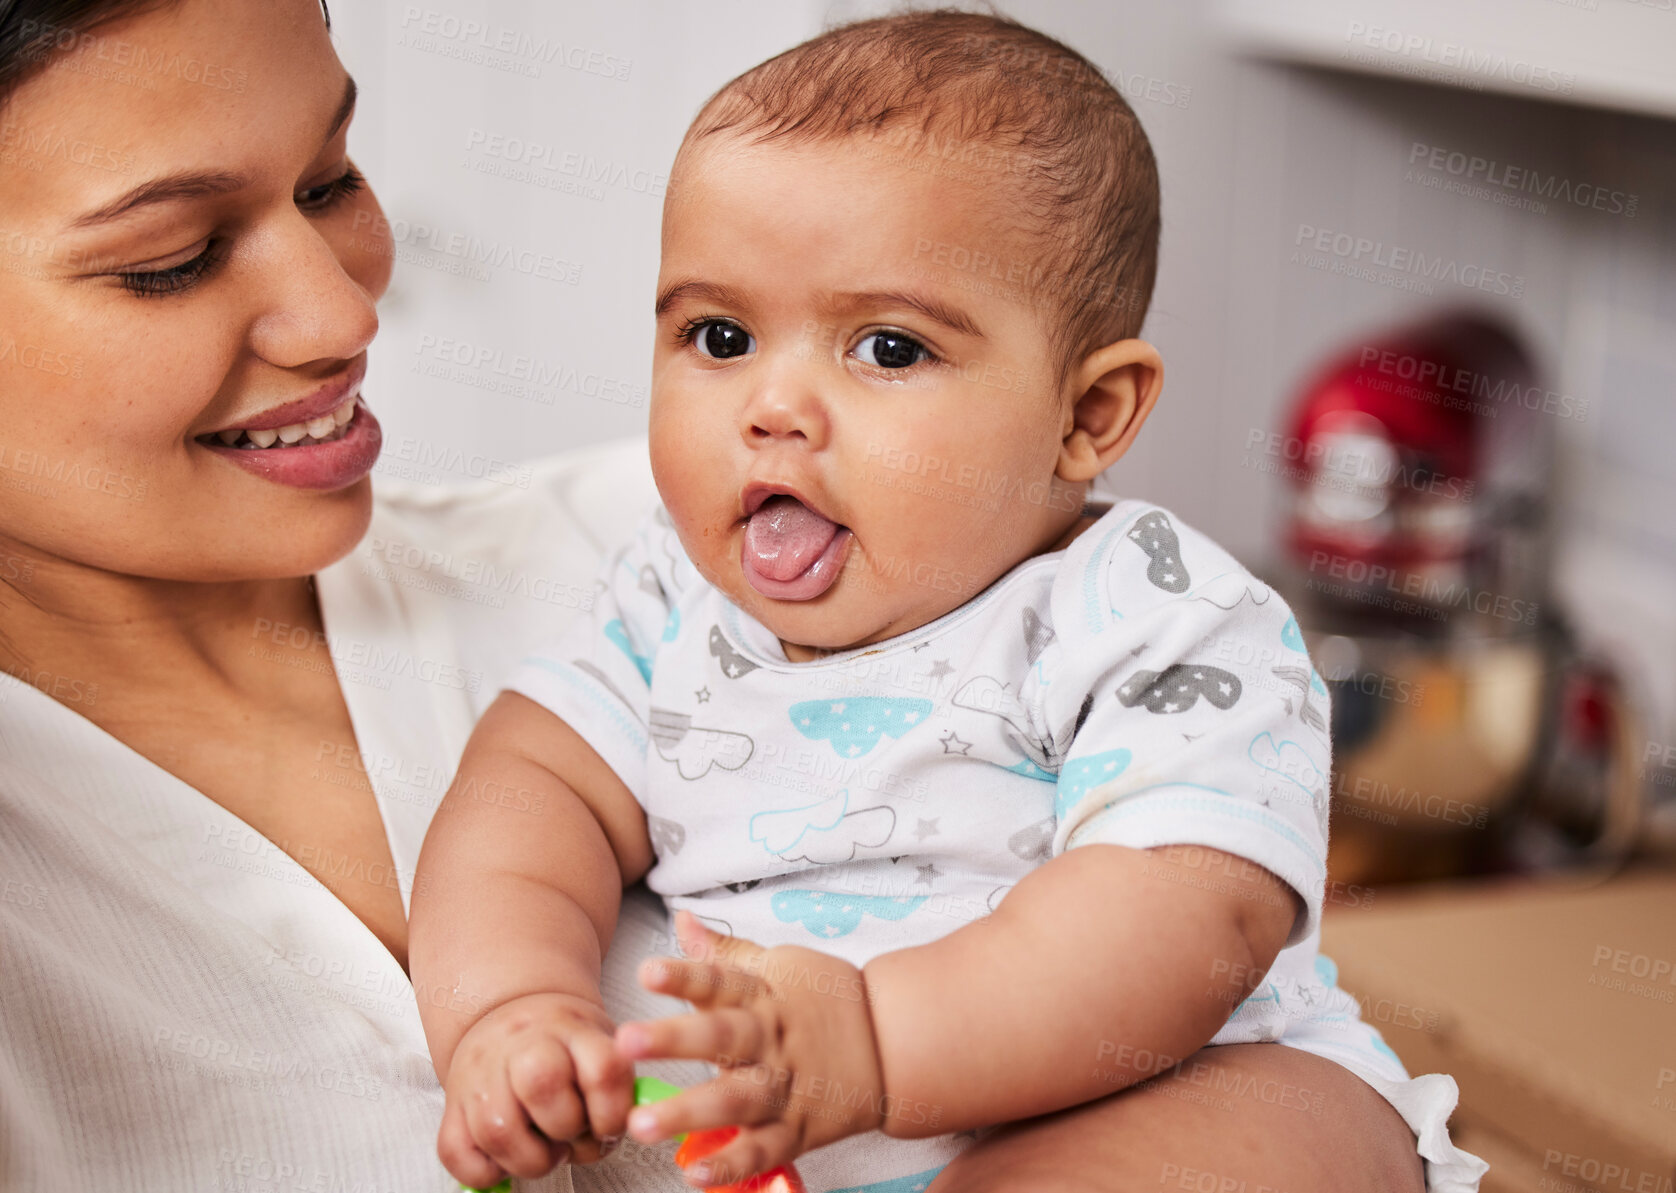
[925,1042,1423,1193]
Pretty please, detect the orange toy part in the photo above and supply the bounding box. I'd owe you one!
[674,1126,808,1193]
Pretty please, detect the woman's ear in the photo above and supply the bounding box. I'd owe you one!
[1056,339,1164,484]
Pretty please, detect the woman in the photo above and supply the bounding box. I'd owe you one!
[0,2,1480,1191]
[0,1,677,1187]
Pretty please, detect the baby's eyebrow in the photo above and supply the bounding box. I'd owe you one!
[828,290,984,339]
[655,279,750,317]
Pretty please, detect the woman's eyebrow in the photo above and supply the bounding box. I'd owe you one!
[70,170,249,229]
[67,75,359,231]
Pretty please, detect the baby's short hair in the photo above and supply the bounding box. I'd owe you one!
[679,8,1161,377]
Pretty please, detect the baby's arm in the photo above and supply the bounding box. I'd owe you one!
[861,839,1298,1135]
[410,691,655,1184]
[614,838,1297,1177]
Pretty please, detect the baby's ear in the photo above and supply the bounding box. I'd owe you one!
[1056,339,1163,484]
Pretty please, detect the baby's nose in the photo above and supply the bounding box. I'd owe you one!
[740,371,830,449]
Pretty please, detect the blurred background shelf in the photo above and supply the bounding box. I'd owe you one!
[1220,0,1676,122]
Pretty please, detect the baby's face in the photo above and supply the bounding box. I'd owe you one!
[649,133,1087,660]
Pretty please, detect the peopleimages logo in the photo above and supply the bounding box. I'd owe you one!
[1305,550,1540,628]
[1342,22,1576,94]
[1407,142,1638,218]
[1293,224,1526,297]
[1358,346,1589,423]
[464,130,668,199]
[351,211,583,285]
[398,7,632,80]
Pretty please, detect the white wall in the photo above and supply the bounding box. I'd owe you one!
[332,0,824,465]
[332,0,1676,740]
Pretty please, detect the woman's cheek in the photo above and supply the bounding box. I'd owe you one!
[338,196,395,302]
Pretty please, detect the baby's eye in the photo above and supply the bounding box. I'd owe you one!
[854,330,927,369]
[688,319,755,360]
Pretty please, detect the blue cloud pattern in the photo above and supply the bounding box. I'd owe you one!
[1236,982,1281,1015]
[789,697,934,758]
[1006,756,1058,783]
[603,618,652,684]
[749,794,850,854]
[772,889,926,938]
[1248,732,1320,795]
[1054,747,1131,817]
[1281,615,1306,653]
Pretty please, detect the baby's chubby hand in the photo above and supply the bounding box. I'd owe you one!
[437,991,636,1188]
[616,910,888,1187]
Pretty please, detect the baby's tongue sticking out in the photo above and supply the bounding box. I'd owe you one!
[744,495,840,582]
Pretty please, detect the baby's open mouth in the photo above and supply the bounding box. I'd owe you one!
[194,397,358,450]
[742,493,853,600]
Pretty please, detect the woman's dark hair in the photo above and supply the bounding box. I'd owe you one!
[0,0,330,107]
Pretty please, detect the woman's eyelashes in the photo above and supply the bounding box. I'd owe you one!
[114,166,366,298]
[676,317,933,371]
[297,165,366,211]
[117,240,226,298]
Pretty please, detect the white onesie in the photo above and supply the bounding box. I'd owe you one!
[511,499,1409,1193]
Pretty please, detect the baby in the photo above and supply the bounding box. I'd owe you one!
[411,11,1418,1193]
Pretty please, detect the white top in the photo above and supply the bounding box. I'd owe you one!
[0,438,702,1193]
[508,500,1370,1190]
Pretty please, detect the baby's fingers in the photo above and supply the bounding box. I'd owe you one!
[567,1027,638,1147]
[616,1005,767,1067]
[437,1097,505,1190]
[625,1067,781,1144]
[637,954,761,1008]
[681,1121,804,1190]
[462,1074,569,1180]
[505,1035,587,1146]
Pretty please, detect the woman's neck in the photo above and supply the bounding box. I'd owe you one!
[0,542,322,703]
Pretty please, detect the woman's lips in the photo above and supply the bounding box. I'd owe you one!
[197,401,383,491]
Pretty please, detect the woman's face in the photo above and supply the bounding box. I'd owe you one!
[0,0,393,583]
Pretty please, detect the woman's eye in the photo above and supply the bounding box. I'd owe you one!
[117,241,224,298]
[297,166,366,211]
[854,330,926,369]
[690,320,755,360]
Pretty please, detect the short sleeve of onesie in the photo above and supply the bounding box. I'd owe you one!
[507,508,693,807]
[1036,505,1333,946]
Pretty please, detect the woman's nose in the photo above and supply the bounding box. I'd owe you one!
[740,358,831,451]
[246,214,380,370]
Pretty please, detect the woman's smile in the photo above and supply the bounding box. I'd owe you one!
[193,356,383,490]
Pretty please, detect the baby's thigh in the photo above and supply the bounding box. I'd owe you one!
[925,1042,1424,1193]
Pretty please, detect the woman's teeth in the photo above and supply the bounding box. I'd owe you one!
[208,398,357,449]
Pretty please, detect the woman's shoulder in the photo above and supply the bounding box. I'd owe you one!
[369,434,656,554]
[320,435,659,707]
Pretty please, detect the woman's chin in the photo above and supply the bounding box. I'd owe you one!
[158,479,378,583]
[243,480,377,579]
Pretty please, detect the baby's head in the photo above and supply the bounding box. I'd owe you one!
[648,9,1163,660]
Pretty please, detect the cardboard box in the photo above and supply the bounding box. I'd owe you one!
[1320,869,1676,1193]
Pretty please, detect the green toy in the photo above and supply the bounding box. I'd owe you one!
[462,1075,806,1192]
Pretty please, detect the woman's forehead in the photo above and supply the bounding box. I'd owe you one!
[0,0,344,228]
